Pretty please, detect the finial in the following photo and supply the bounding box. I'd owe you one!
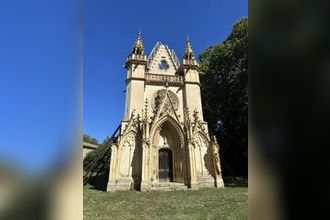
[132,30,144,55]
[193,109,199,122]
[184,107,191,123]
[184,35,195,60]
[144,99,149,111]
[144,99,149,121]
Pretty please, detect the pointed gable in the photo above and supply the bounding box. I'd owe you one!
[147,42,180,75]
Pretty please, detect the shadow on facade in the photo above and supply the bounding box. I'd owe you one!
[131,131,142,190]
[204,146,214,178]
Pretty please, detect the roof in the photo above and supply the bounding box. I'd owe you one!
[147,42,180,71]
[83,141,99,149]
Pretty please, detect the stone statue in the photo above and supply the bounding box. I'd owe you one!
[211,135,221,175]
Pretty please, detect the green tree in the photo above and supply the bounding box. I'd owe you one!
[199,17,248,176]
[83,136,113,174]
[83,134,99,145]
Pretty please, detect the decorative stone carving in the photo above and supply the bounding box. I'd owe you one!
[151,89,179,113]
[194,134,209,176]
[145,73,183,85]
[123,134,135,149]
[191,108,208,137]
[120,133,136,177]
[121,109,140,139]
[193,109,199,122]
[211,135,221,175]
[195,134,206,149]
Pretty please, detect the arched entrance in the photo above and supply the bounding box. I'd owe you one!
[150,116,186,184]
[158,149,173,182]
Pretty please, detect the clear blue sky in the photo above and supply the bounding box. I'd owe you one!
[84,0,248,143]
[0,0,80,176]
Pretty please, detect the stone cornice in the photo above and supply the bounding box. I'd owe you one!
[126,77,146,85]
[125,55,148,68]
[184,81,201,86]
[182,64,200,71]
[83,142,99,149]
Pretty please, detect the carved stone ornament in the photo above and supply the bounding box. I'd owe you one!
[123,134,135,148]
[195,134,207,149]
[151,89,179,112]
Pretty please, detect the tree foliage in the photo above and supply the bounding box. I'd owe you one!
[83,136,113,174]
[83,134,99,145]
[199,17,248,176]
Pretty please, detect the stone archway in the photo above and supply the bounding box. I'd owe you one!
[150,116,186,184]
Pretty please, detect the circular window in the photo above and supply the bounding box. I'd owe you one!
[159,60,169,70]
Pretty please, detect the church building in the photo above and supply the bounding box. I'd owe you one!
[107,32,224,191]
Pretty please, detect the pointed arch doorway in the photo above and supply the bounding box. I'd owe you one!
[152,117,186,184]
[158,148,173,182]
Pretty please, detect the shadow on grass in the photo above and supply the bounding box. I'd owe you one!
[223,176,248,187]
[85,173,108,191]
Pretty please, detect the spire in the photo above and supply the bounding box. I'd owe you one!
[182,35,199,68]
[184,36,195,60]
[125,31,147,68]
[132,31,144,55]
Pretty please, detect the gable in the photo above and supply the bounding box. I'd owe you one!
[147,42,180,75]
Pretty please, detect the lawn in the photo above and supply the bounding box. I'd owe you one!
[84,186,248,220]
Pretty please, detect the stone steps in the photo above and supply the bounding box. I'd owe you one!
[149,182,188,191]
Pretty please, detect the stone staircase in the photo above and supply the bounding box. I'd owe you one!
[149,182,188,191]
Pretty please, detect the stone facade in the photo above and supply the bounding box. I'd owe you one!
[107,33,224,191]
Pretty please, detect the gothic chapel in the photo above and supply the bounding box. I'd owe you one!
[107,32,224,191]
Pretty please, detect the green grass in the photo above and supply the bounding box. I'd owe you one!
[84,186,247,220]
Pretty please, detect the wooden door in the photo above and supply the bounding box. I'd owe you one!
[158,149,173,182]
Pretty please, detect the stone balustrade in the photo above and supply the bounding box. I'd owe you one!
[145,73,183,85]
[127,54,148,61]
[182,59,199,66]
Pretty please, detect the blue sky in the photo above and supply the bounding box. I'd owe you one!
[84,0,248,143]
[0,0,81,175]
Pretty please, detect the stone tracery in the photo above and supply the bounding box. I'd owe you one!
[151,89,179,113]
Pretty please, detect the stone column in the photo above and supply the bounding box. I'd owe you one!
[188,143,198,189]
[140,141,151,191]
[107,145,118,191]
